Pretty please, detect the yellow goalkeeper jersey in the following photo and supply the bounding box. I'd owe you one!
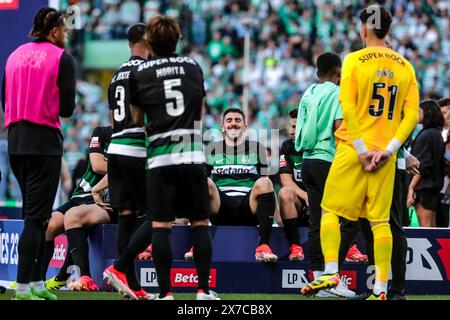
[335,46,419,151]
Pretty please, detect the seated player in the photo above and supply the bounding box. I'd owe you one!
[64,174,117,292]
[278,109,308,261]
[43,126,112,290]
[206,108,278,262]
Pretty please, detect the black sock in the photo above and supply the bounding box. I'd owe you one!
[31,225,47,282]
[192,226,212,294]
[282,218,299,245]
[152,228,172,298]
[17,219,45,284]
[256,192,275,245]
[117,214,138,255]
[114,222,152,272]
[55,245,74,281]
[41,240,55,280]
[66,228,90,276]
[117,213,140,291]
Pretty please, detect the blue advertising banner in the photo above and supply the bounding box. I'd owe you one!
[1,220,450,295]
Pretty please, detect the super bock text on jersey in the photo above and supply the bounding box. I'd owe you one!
[130,55,206,169]
[130,54,209,222]
[107,56,147,210]
[108,56,147,157]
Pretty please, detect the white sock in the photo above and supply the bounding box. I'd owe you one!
[313,271,323,280]
[16,283,30,295]
[373,280,388,295]
[30,281,46,292]
[324,262,339,275]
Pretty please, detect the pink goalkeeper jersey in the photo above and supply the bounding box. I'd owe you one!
[4,41,64,130]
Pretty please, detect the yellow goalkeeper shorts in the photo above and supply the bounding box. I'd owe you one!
[321,142,395,222]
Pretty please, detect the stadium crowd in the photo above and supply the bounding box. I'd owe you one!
[1,0,449,221]
[1,1,449,302]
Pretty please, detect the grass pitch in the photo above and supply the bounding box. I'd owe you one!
[1,290,449,300]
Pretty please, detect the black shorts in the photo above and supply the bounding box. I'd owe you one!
[108,208,120,224]
[10,155,61,221]
[415,191,439,211]
[55,196,95,215]
[209,190,258,226]
[146,164,210,222]
[108,153,146,210]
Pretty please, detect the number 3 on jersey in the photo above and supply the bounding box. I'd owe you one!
[164,78,185,117]
[114,86,126,122]
[369,82,398,120]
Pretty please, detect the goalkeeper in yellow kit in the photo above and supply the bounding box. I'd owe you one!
[301,5,419,300]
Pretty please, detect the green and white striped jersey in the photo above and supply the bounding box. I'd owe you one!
[130,54,206,170]
[71,126,112,199]
[108,56,146,158]
[207,140,268,197]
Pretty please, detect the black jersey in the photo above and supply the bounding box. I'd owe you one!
[71,126,112,199]
[207,140,268,197]
[279,139,303,186]
[130,54,206,170]
[108,56,146,158]
[108,56,146,138]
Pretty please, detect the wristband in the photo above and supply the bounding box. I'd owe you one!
[386,138,402,155]
[352,138,368,155]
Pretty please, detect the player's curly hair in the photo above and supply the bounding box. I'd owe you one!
[316,52,341,77]
[146,15,181,56]
[29,7,66,39]
[359,5,392,39]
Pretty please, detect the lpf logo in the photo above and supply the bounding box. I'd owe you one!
[282,270,310,288]
[0,0,19,10]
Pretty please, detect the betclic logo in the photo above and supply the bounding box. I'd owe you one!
[171,268,217,287]
[0,0,19,10]
[140,268,217,288]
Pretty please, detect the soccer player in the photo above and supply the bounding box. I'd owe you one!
[296,52,357,298]
[301,5,419,300]
[43,126,112,290]
[107,23,151,299]
[278,109,308,262]
[354,150,420,300]
[104,15,218,300]
[2,7,76,300]
[206,108,278,262]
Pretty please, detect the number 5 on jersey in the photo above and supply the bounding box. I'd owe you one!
[164,78,185,117]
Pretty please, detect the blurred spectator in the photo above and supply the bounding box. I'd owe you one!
[408,100,446,227]
[20,0,447,209]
